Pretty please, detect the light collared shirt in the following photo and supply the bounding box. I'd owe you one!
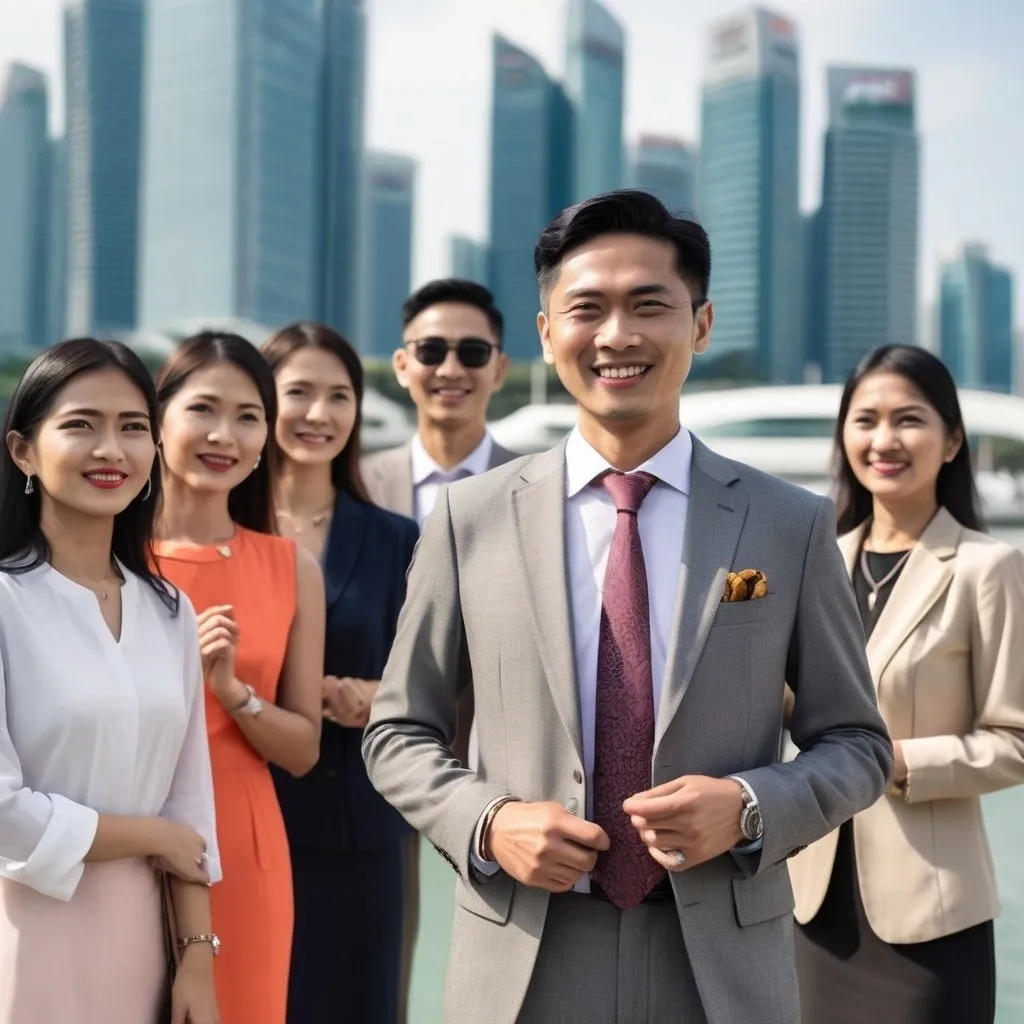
[473,426,759,881]
[411,431,494,527]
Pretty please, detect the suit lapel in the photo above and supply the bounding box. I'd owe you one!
[656,439,748,751]
[379,444,414,518]
[865,508,960,680]
[511,442,583,762]
[322,493,366,610]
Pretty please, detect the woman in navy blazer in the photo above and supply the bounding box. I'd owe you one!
[262,323,418,1024]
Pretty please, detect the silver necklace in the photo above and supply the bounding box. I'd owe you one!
[860,547,912,611]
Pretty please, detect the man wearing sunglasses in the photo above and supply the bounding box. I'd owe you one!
[362,277,516,1024]
[363,278,516,525]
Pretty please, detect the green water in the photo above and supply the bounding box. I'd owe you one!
[408,527,1024,1022]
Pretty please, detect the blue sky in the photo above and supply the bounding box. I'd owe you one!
[2,0,1021,334]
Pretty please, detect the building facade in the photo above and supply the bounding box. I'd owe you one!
[817,66,919,383]
[138,0,320,331]
[565,0,625,203]
[940,244,1015,394]
[628,134,696,217]
[449,236,489,286]
[488,35,573,361]
[0,64,50,354]
[315,0,366,338]
[64,0,144,337]
[699,7,802,383]
[358,152,416,357]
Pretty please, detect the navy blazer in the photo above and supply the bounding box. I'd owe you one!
[272,492,418,852]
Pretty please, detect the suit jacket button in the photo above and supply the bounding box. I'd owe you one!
[566,797,579,814]
[573,770,583,784]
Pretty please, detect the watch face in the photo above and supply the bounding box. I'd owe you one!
[742,804,763,841]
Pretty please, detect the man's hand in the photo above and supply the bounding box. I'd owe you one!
[486,800,610,892]
[623,776,745,872]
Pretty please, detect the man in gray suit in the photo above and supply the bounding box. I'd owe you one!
[362,278,517,524]
[362,278,517,1024]
[364,191,892,1023]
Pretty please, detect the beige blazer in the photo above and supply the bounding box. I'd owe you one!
[364,438,891,1024]
[789,506,1024,944]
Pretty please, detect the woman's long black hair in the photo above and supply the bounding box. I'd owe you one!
[0,337,177,612]
[832,344,985,535]
[156,331,278,535]
[261,322,371,503]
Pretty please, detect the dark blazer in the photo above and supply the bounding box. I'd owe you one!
[272,492,419,852]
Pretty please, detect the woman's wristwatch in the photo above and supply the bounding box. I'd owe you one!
[178,933,221,957]
[230,684,263,717]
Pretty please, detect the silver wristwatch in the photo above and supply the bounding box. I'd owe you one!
[729,776,763,842]
[232,684,263,717]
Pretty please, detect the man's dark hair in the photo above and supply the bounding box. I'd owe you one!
[402,278,504,345]
[534,189,711,307]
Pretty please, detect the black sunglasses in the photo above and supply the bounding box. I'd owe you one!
[407,336,497,369]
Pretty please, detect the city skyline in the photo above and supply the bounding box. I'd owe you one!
[1,0,1022,332]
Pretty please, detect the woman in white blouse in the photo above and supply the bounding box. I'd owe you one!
[0,339,221,1024]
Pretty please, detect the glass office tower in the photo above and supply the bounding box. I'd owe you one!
[358,152,416,357]
[0,64,50,353]
[139,0,320,330]
[64,0,144,337]
[699,7,801,383]
[488,35,574,361]
[566,0,625,202]
[941,244,1014,394]
[818,67,919,382]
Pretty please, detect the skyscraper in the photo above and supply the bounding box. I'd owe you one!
[449,236,489,285]
[628,135,696,216]
[315,0,366,338]
[699,8,801,383]
[47,138,69,347]
[818,67,919,382]
[565,0,625,202]
[488,35,574,361]
[0,64,50,354]
[940,244,1015,394]
[64,0,144,337]
[138,0,320,330]
[358,152,415,357]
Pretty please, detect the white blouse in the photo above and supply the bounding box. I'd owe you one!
[0,562,220,901]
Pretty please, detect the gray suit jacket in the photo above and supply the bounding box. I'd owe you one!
[363,436,892,1024]
[361,436,518,518]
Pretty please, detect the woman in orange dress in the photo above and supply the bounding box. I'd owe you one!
[152,332,325,1024]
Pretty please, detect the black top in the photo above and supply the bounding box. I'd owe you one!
[272,492,419,853]
[853,548,910,639]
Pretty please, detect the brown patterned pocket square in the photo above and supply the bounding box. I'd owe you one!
[723,569,768,602]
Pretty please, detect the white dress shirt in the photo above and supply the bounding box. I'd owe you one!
[0,563,221,901]
[474,426,759,880]
[411,431,494,527]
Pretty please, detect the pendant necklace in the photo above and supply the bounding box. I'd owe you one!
[277,502,334,535]
[860,547,912,610]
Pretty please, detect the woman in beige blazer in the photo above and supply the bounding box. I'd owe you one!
[788,345,1024,1024]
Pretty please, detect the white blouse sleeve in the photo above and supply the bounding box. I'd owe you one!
[0,646,100,901]
[158,598,222,883]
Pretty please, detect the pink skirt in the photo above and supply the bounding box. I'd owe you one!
[0,858,166,1023]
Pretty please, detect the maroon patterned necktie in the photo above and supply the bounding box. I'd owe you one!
[590,469,666,911]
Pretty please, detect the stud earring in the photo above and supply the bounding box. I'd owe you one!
[24,474,34,495]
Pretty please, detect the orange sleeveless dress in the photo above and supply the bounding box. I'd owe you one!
[153,527,296,1024]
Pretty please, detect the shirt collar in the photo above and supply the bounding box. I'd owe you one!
[565,425,692,499]
[411,431,494,485]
